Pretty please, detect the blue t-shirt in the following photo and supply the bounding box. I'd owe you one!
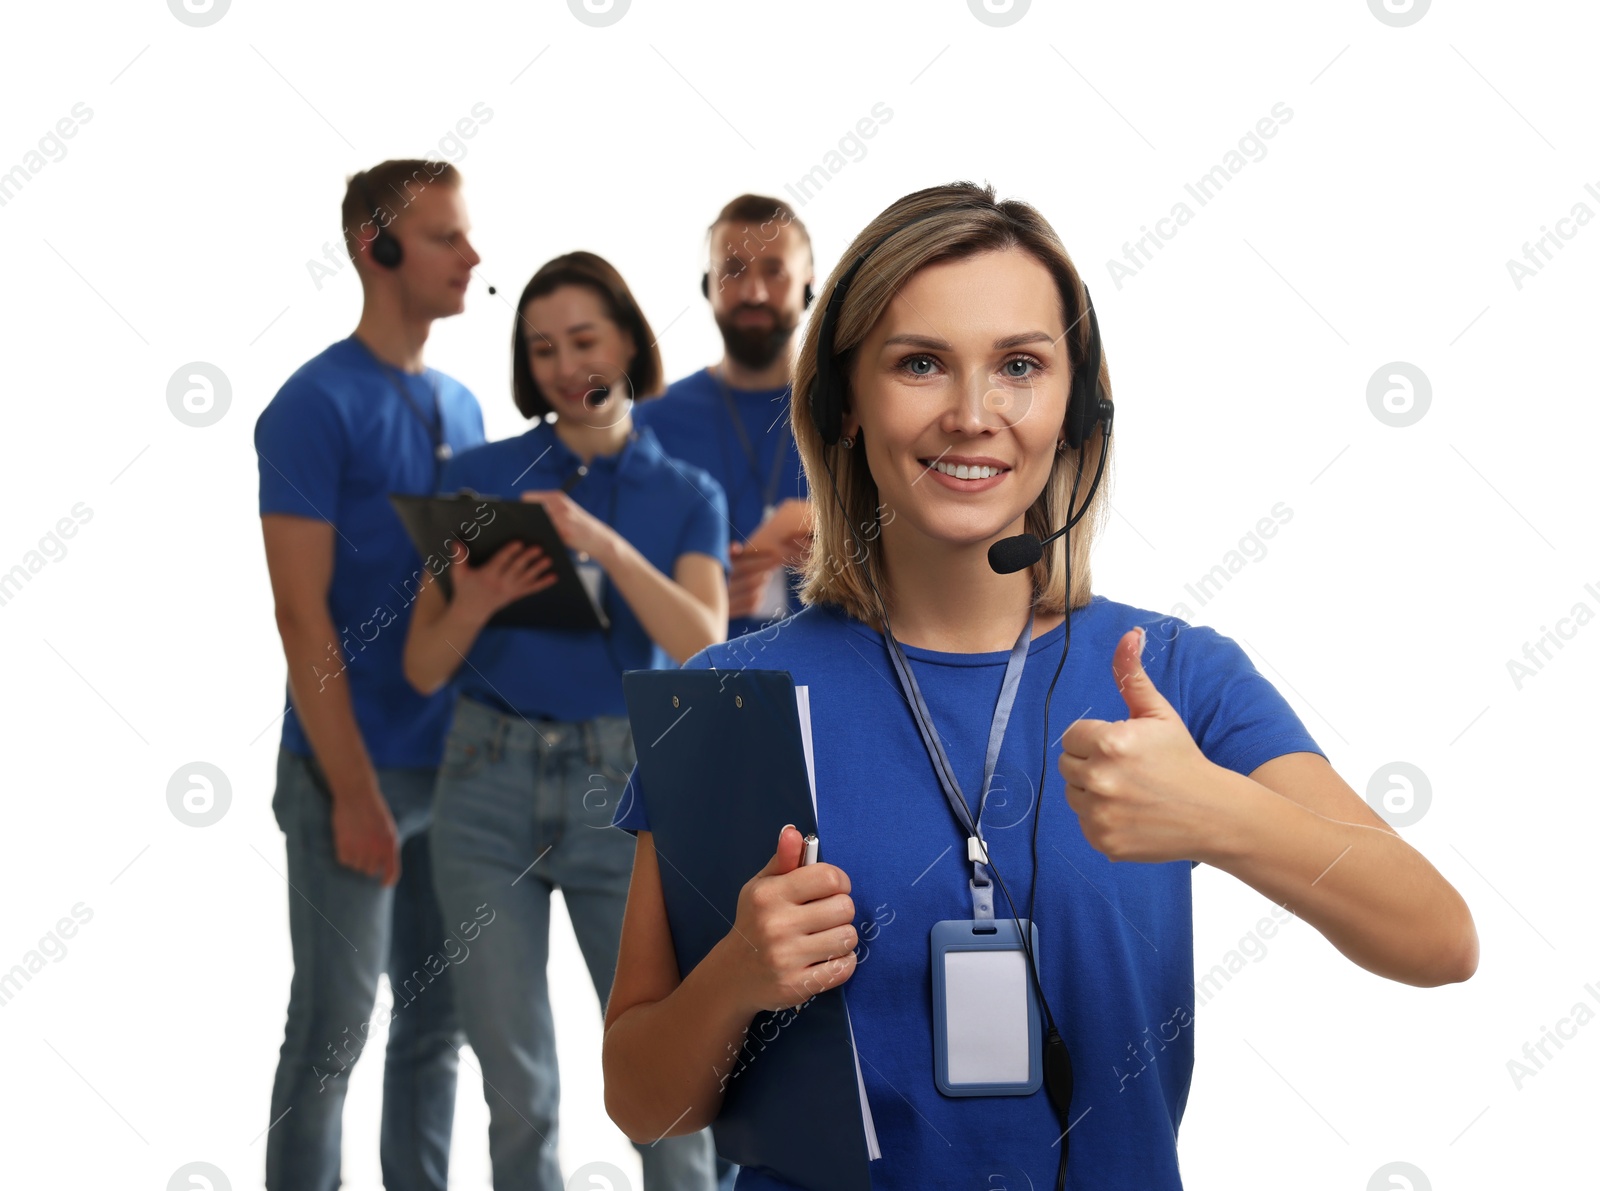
[611,595,1326,1189]
[255,335,486,768]
[632,368,807,641]
[436,421,729,721]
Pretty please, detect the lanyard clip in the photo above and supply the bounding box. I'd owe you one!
[967,836,988,865]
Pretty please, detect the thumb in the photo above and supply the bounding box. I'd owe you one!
[761,823,804,877]
[1113,627,1173,719]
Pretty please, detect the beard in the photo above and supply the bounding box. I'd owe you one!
[715,304,799,372]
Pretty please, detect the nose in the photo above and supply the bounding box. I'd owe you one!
[939,368,1001,437]
[735,271,771,306]
[460,236,482,269]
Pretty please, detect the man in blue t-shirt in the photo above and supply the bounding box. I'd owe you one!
[634,194,817,645]
[254,158,487,1191]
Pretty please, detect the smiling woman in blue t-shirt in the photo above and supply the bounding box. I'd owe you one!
[600,184,1479,1190]
[402,252,727,1191]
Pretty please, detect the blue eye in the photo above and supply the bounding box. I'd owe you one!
[895,354,1044,379]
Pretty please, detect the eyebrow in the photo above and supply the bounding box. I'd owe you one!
[880,331,1057,351]
[529,322,598,340]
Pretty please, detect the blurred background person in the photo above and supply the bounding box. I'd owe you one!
[402,251,728,1190]
[634,195,816,647]
[255,158,484,1191]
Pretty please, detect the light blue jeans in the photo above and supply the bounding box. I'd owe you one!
[429,693,719,1191]
[267,746,464,1191]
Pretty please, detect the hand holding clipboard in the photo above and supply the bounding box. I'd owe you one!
[388,490,610,631]
[719,826,854,1017]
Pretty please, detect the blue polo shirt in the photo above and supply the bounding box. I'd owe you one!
[632,368,807,641]
[255,335,485,768]
[612,595,1326,1189]
[436,420,729,721]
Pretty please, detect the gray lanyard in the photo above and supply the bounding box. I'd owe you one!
[360,342,452,489]
[710,365,789,520]
[882,610,1033,921]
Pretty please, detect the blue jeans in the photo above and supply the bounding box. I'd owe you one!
[429,694,718,1191]
[266,747,464,1191]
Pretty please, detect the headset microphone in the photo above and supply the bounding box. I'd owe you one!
[487,283,497,295]
[987,528,1055,575]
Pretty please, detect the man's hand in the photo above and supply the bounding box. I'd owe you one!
[728,500,813,618]
[329,780,401,886]
[727,541,782,620]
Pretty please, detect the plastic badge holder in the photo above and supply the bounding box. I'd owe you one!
[930,917,1044,1097]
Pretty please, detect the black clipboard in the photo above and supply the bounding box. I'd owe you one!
[388,490,610,631]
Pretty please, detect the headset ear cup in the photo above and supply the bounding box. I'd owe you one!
[808,367,840,446]
[1064,287,1105,449]
[1063,380,1089,451]
[354,173,403,269]
[372,230,402,269]
[701,272,710,300]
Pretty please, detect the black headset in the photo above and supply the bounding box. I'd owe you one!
[354,172,404,269]
[805,201,1114,1191]
[702,271,814,309]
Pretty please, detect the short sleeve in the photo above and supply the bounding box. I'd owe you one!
[675,468,731,574]
[1174,623,1327,778]
[255,379,348,522]
[609,647,719,835]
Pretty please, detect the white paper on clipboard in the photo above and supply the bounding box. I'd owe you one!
[794,685,818,823]
[792,684,880,1161]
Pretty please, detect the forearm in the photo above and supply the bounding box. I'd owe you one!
[402,598,490,696]
[598,536,724,664]
[276,613,376,795]
[1201,765,1478,986]
[603,933,756,1141]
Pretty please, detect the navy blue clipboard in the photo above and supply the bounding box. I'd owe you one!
[620,668,872,1191]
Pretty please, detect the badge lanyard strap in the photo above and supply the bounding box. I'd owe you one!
[711,366,789,522]
[882,609,1033,922]
[557,429,630,681]
[363,343,453,490]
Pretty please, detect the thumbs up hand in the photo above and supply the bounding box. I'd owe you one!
[1058,627,1223,864]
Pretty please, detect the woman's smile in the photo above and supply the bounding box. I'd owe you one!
[917,453,1012,492]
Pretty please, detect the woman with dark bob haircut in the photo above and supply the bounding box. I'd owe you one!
[404,251,729,1189]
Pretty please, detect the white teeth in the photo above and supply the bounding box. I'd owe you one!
[930,460,1001,480]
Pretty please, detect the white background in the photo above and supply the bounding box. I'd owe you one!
[0,1,1594,1188]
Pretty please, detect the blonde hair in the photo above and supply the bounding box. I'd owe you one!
[792,181,1114,628]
